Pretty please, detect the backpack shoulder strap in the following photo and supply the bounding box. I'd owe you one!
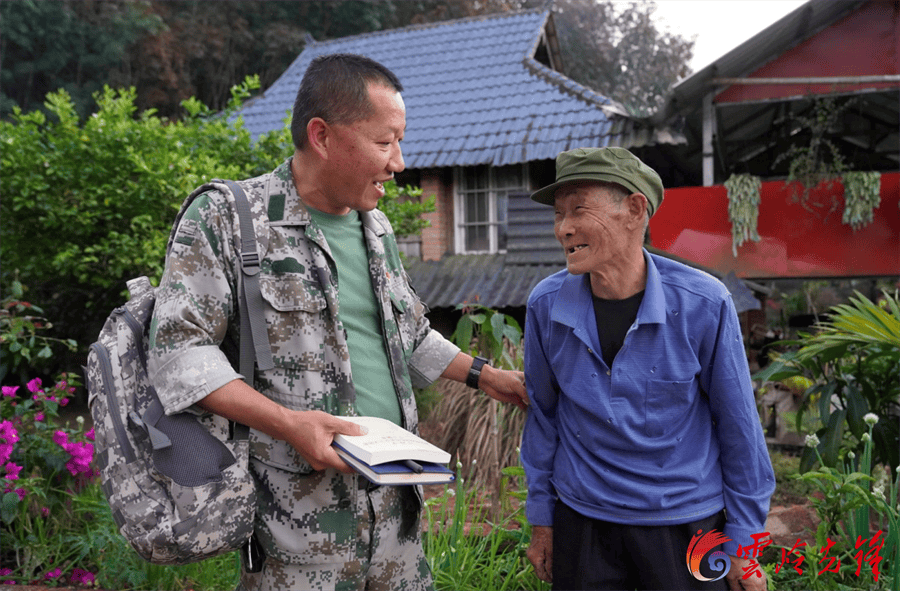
[165,179,275,384]
[223,180,274,380]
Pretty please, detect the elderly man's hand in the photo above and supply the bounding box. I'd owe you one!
[527,526,553,583]
[478,365,529,410]
[725,555,767,591]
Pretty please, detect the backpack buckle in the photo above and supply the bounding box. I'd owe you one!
[240,251,260,275]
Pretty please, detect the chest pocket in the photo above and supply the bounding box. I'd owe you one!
[258,272,328,370]
[645,378,695,438]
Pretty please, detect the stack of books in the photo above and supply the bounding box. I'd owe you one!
[333,416,455,485]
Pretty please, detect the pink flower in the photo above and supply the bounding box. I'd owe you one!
[55,380,68,390]
[41,506,49,517]
[53,430,68,446]
[1,386,18,398]
[34,412,45,423]
[71,568,96,585]
[12,488,26,501]
[26,378,42,393]
[60,398,69,406]
[44,567,61,580]
[4,462,22,481]
[85,428,95,441]
[64,442,94,476]
[0,421,18,465]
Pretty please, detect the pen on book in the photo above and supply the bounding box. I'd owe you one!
[403,460,423,473]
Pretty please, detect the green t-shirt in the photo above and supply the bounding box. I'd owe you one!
[306,207,402,425]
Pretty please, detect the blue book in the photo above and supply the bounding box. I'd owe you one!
[334,444,456,485]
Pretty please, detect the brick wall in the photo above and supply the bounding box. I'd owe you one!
[420,169,455,261]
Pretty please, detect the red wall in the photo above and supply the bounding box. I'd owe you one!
[649,173,900,279]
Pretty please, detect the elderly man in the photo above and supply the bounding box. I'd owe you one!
[521,147,774,591]
[149,53,527,591]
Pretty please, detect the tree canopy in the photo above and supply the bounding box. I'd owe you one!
[551,0,694,117]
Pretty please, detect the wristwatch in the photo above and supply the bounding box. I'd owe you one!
[466,356,489,389]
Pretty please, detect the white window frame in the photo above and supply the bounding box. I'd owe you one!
[454,163,529,254]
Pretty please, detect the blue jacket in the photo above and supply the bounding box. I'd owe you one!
[521,250,774,555]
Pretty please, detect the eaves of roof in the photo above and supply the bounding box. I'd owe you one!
[404,253,560,309]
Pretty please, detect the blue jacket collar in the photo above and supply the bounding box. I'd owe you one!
[550,249,668,334]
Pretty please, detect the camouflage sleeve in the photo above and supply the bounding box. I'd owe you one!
[148,191,242,414]
[408,329,460,388]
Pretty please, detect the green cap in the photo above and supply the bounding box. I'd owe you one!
[530,147,664,217]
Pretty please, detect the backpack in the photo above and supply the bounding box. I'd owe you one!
[86,180,274,565]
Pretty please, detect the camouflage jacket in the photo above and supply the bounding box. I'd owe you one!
[148,159,460,564]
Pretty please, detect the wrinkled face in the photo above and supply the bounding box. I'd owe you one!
[553,182,632,276]
[322,82,406,214]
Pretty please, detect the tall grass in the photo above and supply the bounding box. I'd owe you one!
[425,464,549,591]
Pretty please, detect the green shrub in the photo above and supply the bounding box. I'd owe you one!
[754,290,900,472]
[0,280,78,385]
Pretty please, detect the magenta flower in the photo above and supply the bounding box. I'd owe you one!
[0,421,18,465]
[85,428,95,441]
[0,567,14,585]
[44,567,61,580]
[53,430,68,446]
[1,386,18,398]
[60,398,69,406]
[11,488,26,501]
[71,568,96,585]
[41,506,49,517]
[34,412,45,423]
[4,462,22,481]
[64,442,94,476]
[26,378,42,393]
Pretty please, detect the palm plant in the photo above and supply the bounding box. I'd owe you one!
[754,290,899,472]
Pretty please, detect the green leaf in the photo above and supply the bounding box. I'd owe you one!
[1,491,21,524]
[490,312,507,347]
[820,409,847,468]
[844,382,869,439]
[450,316,474,352]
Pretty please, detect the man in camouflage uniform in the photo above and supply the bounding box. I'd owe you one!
[148,54,528,591]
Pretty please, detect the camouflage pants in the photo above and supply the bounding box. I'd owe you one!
[238,478,433,591]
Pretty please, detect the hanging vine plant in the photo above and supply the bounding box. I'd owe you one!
[725,173,762,257]
[772,97,853,218]
[841,171,882,231]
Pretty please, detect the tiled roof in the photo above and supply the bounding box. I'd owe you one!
[237,8,682,168]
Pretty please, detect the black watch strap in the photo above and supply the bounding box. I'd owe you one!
[466,356,489,389]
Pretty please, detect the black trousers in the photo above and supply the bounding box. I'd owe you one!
[552,501,730,591]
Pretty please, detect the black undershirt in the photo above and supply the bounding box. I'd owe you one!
[592,289,645,367]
